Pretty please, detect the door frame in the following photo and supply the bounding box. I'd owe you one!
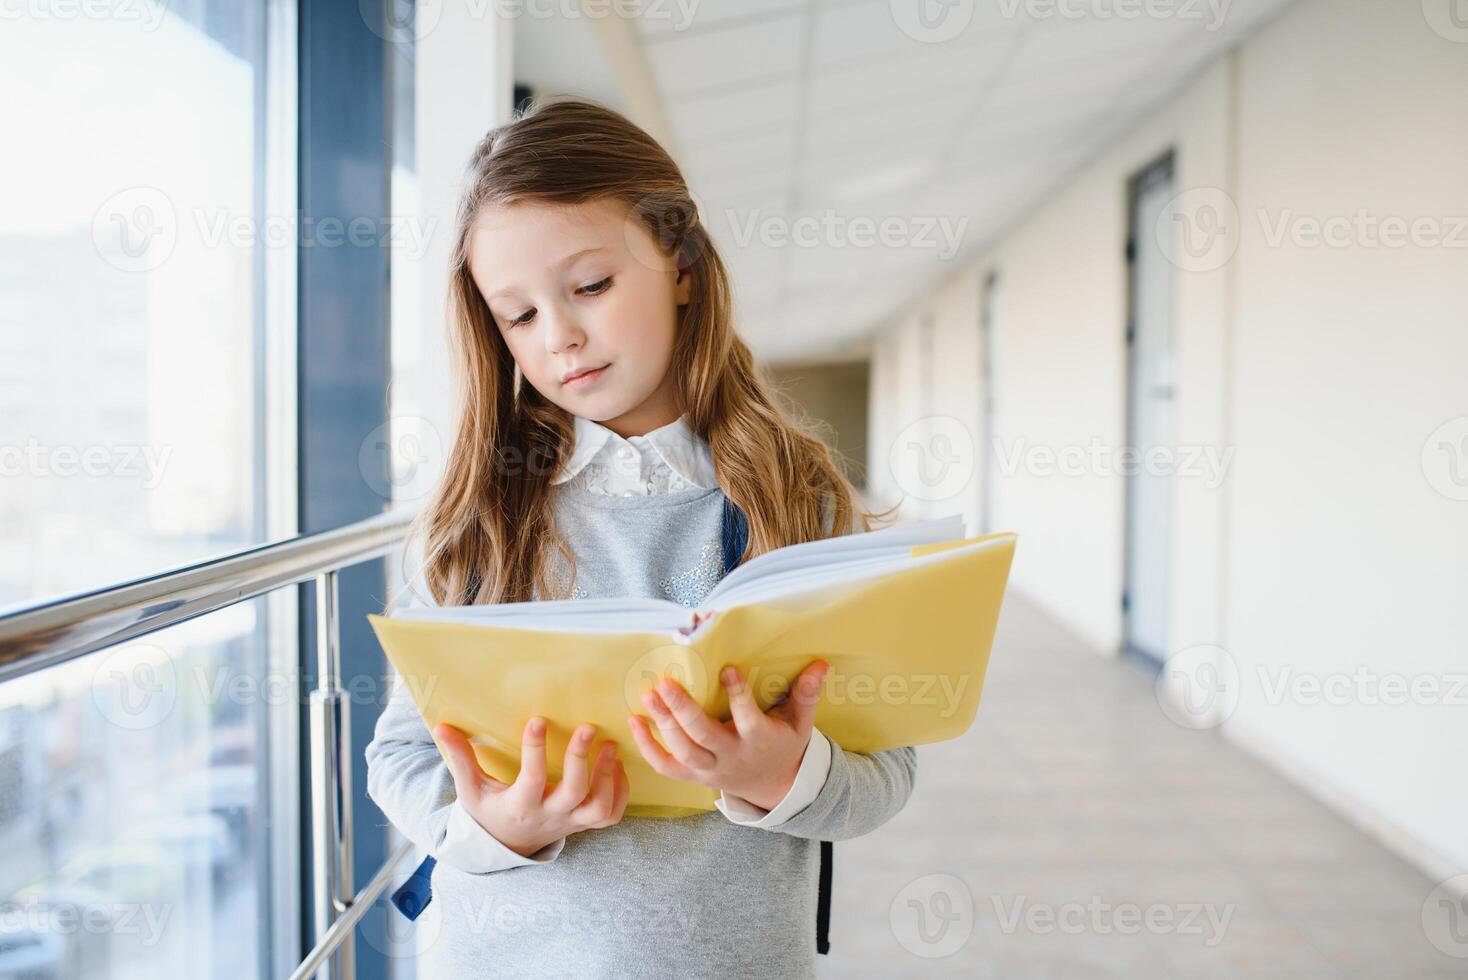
[1121,149,1177,664]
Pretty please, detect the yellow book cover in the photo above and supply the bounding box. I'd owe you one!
[367,524,1016,818]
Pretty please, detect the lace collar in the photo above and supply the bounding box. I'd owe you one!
[551,413,718,495]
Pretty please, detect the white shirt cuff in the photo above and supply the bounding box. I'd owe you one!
[436,800,566,873]
[716,727,832,828]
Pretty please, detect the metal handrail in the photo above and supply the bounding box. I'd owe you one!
[0,509,414,683]
[290,840,416,980]
[0,508,421,980]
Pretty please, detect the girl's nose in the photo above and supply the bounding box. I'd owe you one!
[541,302,587,354]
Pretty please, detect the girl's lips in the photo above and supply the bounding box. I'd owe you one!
[564,365,608,388]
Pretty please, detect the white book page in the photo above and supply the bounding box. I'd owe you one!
[387,513,969,636]
[393,597,690,634]
[703,513,965,604]
[691,532,1011,633]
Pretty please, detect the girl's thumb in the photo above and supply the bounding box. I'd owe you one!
[435,722,480,789]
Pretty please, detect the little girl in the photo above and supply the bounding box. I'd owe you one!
[365,96,916,978]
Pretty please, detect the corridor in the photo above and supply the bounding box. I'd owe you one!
[823,597,1454,978]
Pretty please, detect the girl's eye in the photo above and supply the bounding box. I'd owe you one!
[502,278,612,329]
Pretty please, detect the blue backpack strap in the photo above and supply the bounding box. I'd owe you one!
[391,854,436,920]
[720,492,749,573]
[720,492,833,955]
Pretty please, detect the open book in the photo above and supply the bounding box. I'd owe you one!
[369,515,1017,817]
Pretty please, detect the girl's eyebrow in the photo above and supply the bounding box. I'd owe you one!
[485,246,608,304]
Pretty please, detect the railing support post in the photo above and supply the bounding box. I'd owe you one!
[309,569,354,980]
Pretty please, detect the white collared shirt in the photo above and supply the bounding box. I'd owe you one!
[435,412,833,872]
[551,413,719,496]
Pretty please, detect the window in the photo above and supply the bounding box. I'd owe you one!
[0,4,297,977]
[0,1,281,609]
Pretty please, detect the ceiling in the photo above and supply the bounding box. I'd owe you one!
[515,0,1296,364]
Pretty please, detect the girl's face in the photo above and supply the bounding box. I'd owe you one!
[467,197,693,438]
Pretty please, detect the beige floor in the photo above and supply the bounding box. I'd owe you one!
[815,596,1458,979]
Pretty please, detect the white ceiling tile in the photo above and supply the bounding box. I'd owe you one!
[1212,0,1297,39]
[694,176,792,215]
[1021,23,1189,70]
[807,34,1014,116]
[811,0,1025,69]
[665,79,801,143]
[632,0,1301,358]
[799,136,946,196]
[804,86,977,146]
[983,56,1138,112]
[636,0,808,37]
[682,129,794,184]
[645,17,804,96]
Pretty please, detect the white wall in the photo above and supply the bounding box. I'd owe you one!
[869,0,1468,878]
[1223,0,1468,882]
[875,47,1234,655]
[395,4,516,501]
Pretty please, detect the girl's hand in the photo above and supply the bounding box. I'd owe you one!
[435,717,629,857]
[627,660,829,812]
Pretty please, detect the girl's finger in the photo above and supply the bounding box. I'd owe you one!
[786,661,829,734]
[627,712,696,781]
[608,760,630,820]
[434,723,487,799]
[643,688,718,769]
[512,716,549,799]
[720,666,766,737]
[546,723,598,812]
[572,743,618,826]
[652,677,731,757]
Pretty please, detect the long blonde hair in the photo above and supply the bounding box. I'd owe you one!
[399,96,893,608]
